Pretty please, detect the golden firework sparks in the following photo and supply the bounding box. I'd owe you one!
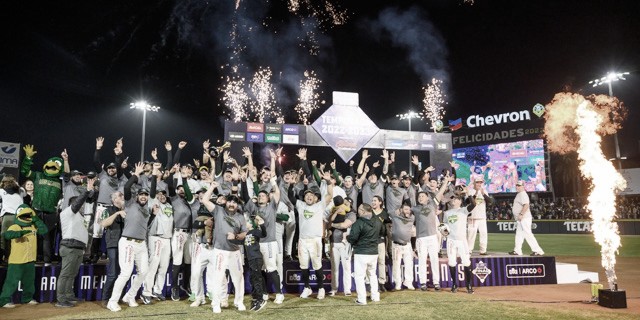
[295,70,322,125]
[422,78,447,132]
[249,67,278,123]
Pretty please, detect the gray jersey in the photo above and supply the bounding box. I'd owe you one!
[390,213,414,244]
[444,207,471,241]
[331,211,356,243]
[59,205,89,245]
[212,206,247,251]
[171,195,192,230]
[385,186,408,214]
[245,200,278,242]
[97,171,123,204]
[362,180,384,206]
[215,176,234,196]
[296,200,327,239]
[122,198,151,240]
[343,185,359,212]
[403,184,418,207]
[412,203,439,238]
[61,180,87,210]
[148,198,173,239]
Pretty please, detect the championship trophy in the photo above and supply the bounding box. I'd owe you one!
[208,141,231,159]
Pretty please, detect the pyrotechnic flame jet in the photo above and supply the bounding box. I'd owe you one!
[544,93,627,290]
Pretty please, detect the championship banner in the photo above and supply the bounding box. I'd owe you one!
[310,104,380,162]
[0,141,21,178]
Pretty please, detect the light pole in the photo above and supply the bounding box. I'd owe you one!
[589,71,629,170]
[396,110,424,175]
[130,101,160,162]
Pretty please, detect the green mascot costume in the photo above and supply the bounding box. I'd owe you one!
[20,144,64,264]
[0,204,48,307]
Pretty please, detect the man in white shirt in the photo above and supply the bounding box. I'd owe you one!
[509,180,544,256]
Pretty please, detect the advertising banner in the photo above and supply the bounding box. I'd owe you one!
[488,220,640,235]
[0,141,21,178]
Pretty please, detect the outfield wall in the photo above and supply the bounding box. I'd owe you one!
[488,219,640,235]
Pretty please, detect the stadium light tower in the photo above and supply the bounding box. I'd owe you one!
[589,71,629,170]
[396,110,424,175]
[130,101,160,162]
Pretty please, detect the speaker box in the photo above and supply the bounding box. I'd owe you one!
[598,289,627,308]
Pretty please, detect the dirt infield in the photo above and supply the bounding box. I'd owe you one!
[478,256,640,316]
[3,256,638,319]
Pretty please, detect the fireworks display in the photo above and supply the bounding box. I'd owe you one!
[295,70,322,125]
[422,78,447,132]
[544,92,627,290]
[249,67,278,123]
[220,65,249,122]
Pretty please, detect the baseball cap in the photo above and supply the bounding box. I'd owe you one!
[137,188,150,195]
[402,175,412,180]
[199,166,210,172]
[390,175,399,180]
[226,194,241,203]
[474,177,484,182]
[195,188,208,194]
[516,180,525,186]
[106,162,117,169]
[70,170,83,176]
[183,163,195,169]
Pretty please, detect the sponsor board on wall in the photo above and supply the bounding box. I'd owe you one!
[489,220,640,235]
[0,141,21,177]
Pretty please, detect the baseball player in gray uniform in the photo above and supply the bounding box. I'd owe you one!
[200,190,247,313]
[107,162,156,312]
[413,175,451,291]
[390,203,415,291]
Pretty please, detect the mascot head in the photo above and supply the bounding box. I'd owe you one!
[15,204,36,227]
[43,157,64,177]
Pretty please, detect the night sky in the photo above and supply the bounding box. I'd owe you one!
[2,0,639,176]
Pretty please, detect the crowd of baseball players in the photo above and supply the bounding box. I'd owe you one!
[0,137,545,312]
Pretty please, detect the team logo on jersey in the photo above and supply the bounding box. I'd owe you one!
[446,215,458,224]
[472,261,492,283]
[244,234,256,246]
[163,206,173,217]
[303,209,314,219]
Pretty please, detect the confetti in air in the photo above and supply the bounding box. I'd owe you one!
[295,70,322,125]
[544,92,627,290]
[422,78,447,132]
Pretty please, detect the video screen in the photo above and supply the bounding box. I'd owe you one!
[452,139,547,193]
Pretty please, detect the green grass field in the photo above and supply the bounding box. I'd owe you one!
[24,234,640,320]
[482,233,640,257]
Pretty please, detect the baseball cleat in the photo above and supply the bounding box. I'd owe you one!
[317,288,326,300]
[274,293,285,304]
[107,301,121,312]
[122,295,138,307]
[451,285,458,293]
[300,287,312,298]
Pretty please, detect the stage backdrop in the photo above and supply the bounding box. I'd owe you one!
[1,256,556,303]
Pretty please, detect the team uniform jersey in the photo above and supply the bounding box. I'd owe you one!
[361,180,384,207]
[412,203,439,237]
[390,213,414,244]
[212,206,248,251]
[296,201,327,239]
[444,208,471,241]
